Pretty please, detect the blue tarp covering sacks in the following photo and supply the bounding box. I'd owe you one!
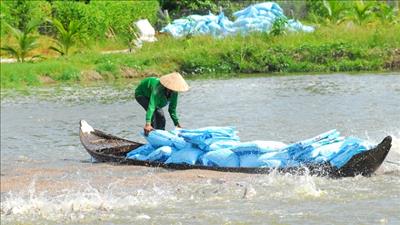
[161,2,315,38]
[126,127,374,169]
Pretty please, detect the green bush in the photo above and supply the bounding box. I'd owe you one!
[52,0,159,40]
[0,1,12,37]
[57,67,80,81]
[1,65,40,88]
[0,0,51,37]
[94,55,121,79]
[1,0,159,40]
[52,1,105,40]
[96,60,118,74]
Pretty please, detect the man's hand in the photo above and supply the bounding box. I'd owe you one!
[176,124,182,129]
[144,123,153,136]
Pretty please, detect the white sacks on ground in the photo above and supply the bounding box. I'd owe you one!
[161,1,314,38]
[135,19,157,43]
[125,127,374,169]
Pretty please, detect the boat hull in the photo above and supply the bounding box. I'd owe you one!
[79,121,392,177]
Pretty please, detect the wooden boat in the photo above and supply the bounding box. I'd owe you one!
[79,120,392,177]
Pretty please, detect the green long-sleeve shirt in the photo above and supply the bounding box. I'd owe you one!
[135,77,179,126]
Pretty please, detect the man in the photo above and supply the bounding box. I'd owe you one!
[135,72,190,135]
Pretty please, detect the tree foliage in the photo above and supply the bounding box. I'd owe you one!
[306,0,399,25]
[346,0,374,25]
[51,0,159,40]
[0,0,51,36]
[49,19,81,56]
[1,0,159,40]
[374,2,398,24]
[1,20,40,62]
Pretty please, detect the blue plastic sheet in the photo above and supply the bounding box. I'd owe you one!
[126,127,375,169]
[161,2,315,38]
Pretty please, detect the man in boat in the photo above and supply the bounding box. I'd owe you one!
[135,72,190,135]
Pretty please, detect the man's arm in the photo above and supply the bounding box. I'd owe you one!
[168,92,179,126]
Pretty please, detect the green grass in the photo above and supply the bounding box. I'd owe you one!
[1,23,399,89]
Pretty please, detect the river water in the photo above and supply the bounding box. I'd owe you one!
[1,74,400,224]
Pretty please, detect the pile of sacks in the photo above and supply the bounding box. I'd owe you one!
[126,127,374,169]
[161,2,314,38]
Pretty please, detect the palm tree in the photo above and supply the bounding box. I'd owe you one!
[0,20,39,62]
[49,19,81,56]
[322,0,348,24]
[348,0,374,25]
[375,2,397,24]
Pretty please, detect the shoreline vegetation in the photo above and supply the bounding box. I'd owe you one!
[1,1,400,89]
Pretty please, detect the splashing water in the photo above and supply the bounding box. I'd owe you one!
[2,74,400,224]
[380,133,400,174]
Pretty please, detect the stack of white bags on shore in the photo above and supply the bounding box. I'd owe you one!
[161,2,314,38]
[127,127,373,169]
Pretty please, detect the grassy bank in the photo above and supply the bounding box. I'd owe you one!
[1,24,400,89]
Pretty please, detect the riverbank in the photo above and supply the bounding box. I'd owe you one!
[1,24,399,89]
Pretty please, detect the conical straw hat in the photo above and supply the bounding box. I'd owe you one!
[160,72,190,92]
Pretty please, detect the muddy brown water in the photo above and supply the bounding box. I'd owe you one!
[1,74,400,224]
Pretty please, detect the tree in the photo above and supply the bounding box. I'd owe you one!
[0,20,40,62]
[49,18,81,56]
[346,0,374,25]
[9,0,31,31]
[374,2,397,24]
[120,24,139,52]
[322,0,348,24]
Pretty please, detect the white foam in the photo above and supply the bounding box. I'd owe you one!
[293,175,327,198]
[0,180,176,223]
[136,214,151,220]
[390,134,400,155]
